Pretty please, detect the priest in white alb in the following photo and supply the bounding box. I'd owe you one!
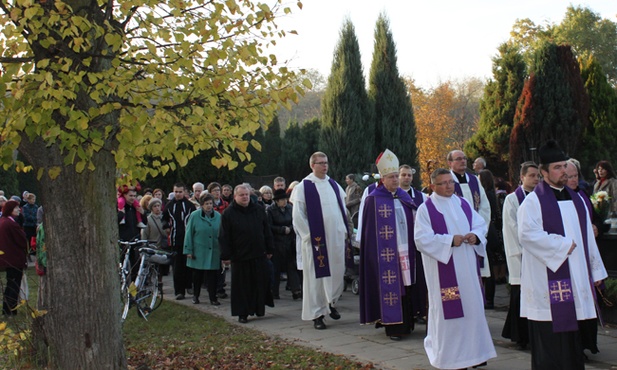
[518,140,607,370]
[414,168,496,369]
[290,151,349,330]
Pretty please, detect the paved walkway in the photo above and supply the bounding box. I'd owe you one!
[162,276,617,369]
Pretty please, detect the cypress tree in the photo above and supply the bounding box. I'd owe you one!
[282,118,321,182]
[259,115,282,175]
[368,13,418,172]
[577,56,617,178]
[508,42,589,182]
[465,42,527,178]
[320,19,373,182]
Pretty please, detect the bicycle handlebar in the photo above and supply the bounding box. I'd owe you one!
[118,239,148,246]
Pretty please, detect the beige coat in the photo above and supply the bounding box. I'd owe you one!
[593,177,617,214]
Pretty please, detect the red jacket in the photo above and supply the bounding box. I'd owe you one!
[0,217,28,269]
[213,199,228,214]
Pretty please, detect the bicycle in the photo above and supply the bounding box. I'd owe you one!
[118,239,174,322]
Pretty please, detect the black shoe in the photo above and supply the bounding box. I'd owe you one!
[292,291,302,300]
[192,297,200,304]
[217,292,228,299]
[238,316,248,324]
[389,336,402,341]
[313,316,326,330]
[472,362,487,368]
[175,294,185,300]
[210,300,220,306]
[329,305,341,320]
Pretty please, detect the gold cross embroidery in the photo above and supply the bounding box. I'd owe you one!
[380,248,395,262]
[378,204,393,218]
[550,281,572,302]
[379,225,394,240]
[441,286,461,302]
[383,292,398,306]
[382,270,397,285]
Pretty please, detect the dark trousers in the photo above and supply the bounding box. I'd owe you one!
[192,269,218,302]
[173,252,192,296]
[3,267,23,315]
[529,320,584,370]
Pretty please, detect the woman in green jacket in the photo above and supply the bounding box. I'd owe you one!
[184,193,222,305]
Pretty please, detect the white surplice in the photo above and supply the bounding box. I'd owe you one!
[414,193,496,369]
[517,191,607,321]
[502,191,524,285]
[290,173,348,321]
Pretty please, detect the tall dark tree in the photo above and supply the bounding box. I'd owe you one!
[508,42,590,183]
[577,56,617,178]
[320,19,373,182]
[257,115,283,175]
[282,118,321,182]
[465,43,527,178]
[368,13,418,169]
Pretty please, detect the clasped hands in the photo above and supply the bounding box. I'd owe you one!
[452,233,478,247]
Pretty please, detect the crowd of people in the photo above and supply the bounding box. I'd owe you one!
[1,142,614,370]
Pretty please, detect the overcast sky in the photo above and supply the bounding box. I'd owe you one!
[269,1,616,88]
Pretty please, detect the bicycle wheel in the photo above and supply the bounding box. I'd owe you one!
[120,271,131,322]
[135,264,162,319]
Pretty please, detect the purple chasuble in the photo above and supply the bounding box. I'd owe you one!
[534,181,596,332]
[359,186,417,325]
[453,173,482,211]
[514,186,526,205]
[425,196,473,320]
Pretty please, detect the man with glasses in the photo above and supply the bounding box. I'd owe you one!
[447,150,491,279]
[290,152,349,330]
[414,168,495,369]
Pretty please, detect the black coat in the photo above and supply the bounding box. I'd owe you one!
[219,201,274,262]
[266,203,295,254]
[162,198,196,248]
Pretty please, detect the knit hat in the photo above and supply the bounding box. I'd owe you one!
[538,140,568,165]
[148,197,162,210]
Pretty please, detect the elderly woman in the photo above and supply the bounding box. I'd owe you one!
[266,189,301,300]
[184,193,222,305]
[0,200,28,316]
[259,185,274,206]
[593,160,617,215]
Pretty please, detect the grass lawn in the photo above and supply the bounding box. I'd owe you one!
[124,301,374,369]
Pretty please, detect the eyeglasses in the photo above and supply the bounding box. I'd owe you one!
[434,180,455,186]
[314,161,328,165]
[452,156,467,162]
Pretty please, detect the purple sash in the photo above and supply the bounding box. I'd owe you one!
[303,180,333,278]
[453,173,482,211]
[578,190,593,219]
[375,193,403,323]
[535,181,595,332]
[328,178,355,269]
[425,196,473,320]
[514,186,526,205]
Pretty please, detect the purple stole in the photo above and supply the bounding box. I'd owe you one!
[373,186,416,324]
[453,173,481,212]
[577,189,593,218]
[535,181,596,332]
[514,186,526,205]
[425,196,473,319]
[409,187,425,207]
[303,178,349,278]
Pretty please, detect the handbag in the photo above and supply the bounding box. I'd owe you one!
[151,217,169,250]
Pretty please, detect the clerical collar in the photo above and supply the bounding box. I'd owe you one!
[453,171,467,184]
[549,185,571,201]
[524,190,530,196]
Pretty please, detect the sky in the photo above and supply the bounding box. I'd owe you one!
[270,1,617,89]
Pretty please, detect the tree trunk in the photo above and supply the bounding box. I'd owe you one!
[22,140,126,368]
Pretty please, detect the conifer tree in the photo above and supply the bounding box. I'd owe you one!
[368,13,418,170]
[465,43,527,178]
[320,19,373,182]
[577,56,617,178]
[259,115,283,175]
[508,42,589,182]
[282,118,321,181]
